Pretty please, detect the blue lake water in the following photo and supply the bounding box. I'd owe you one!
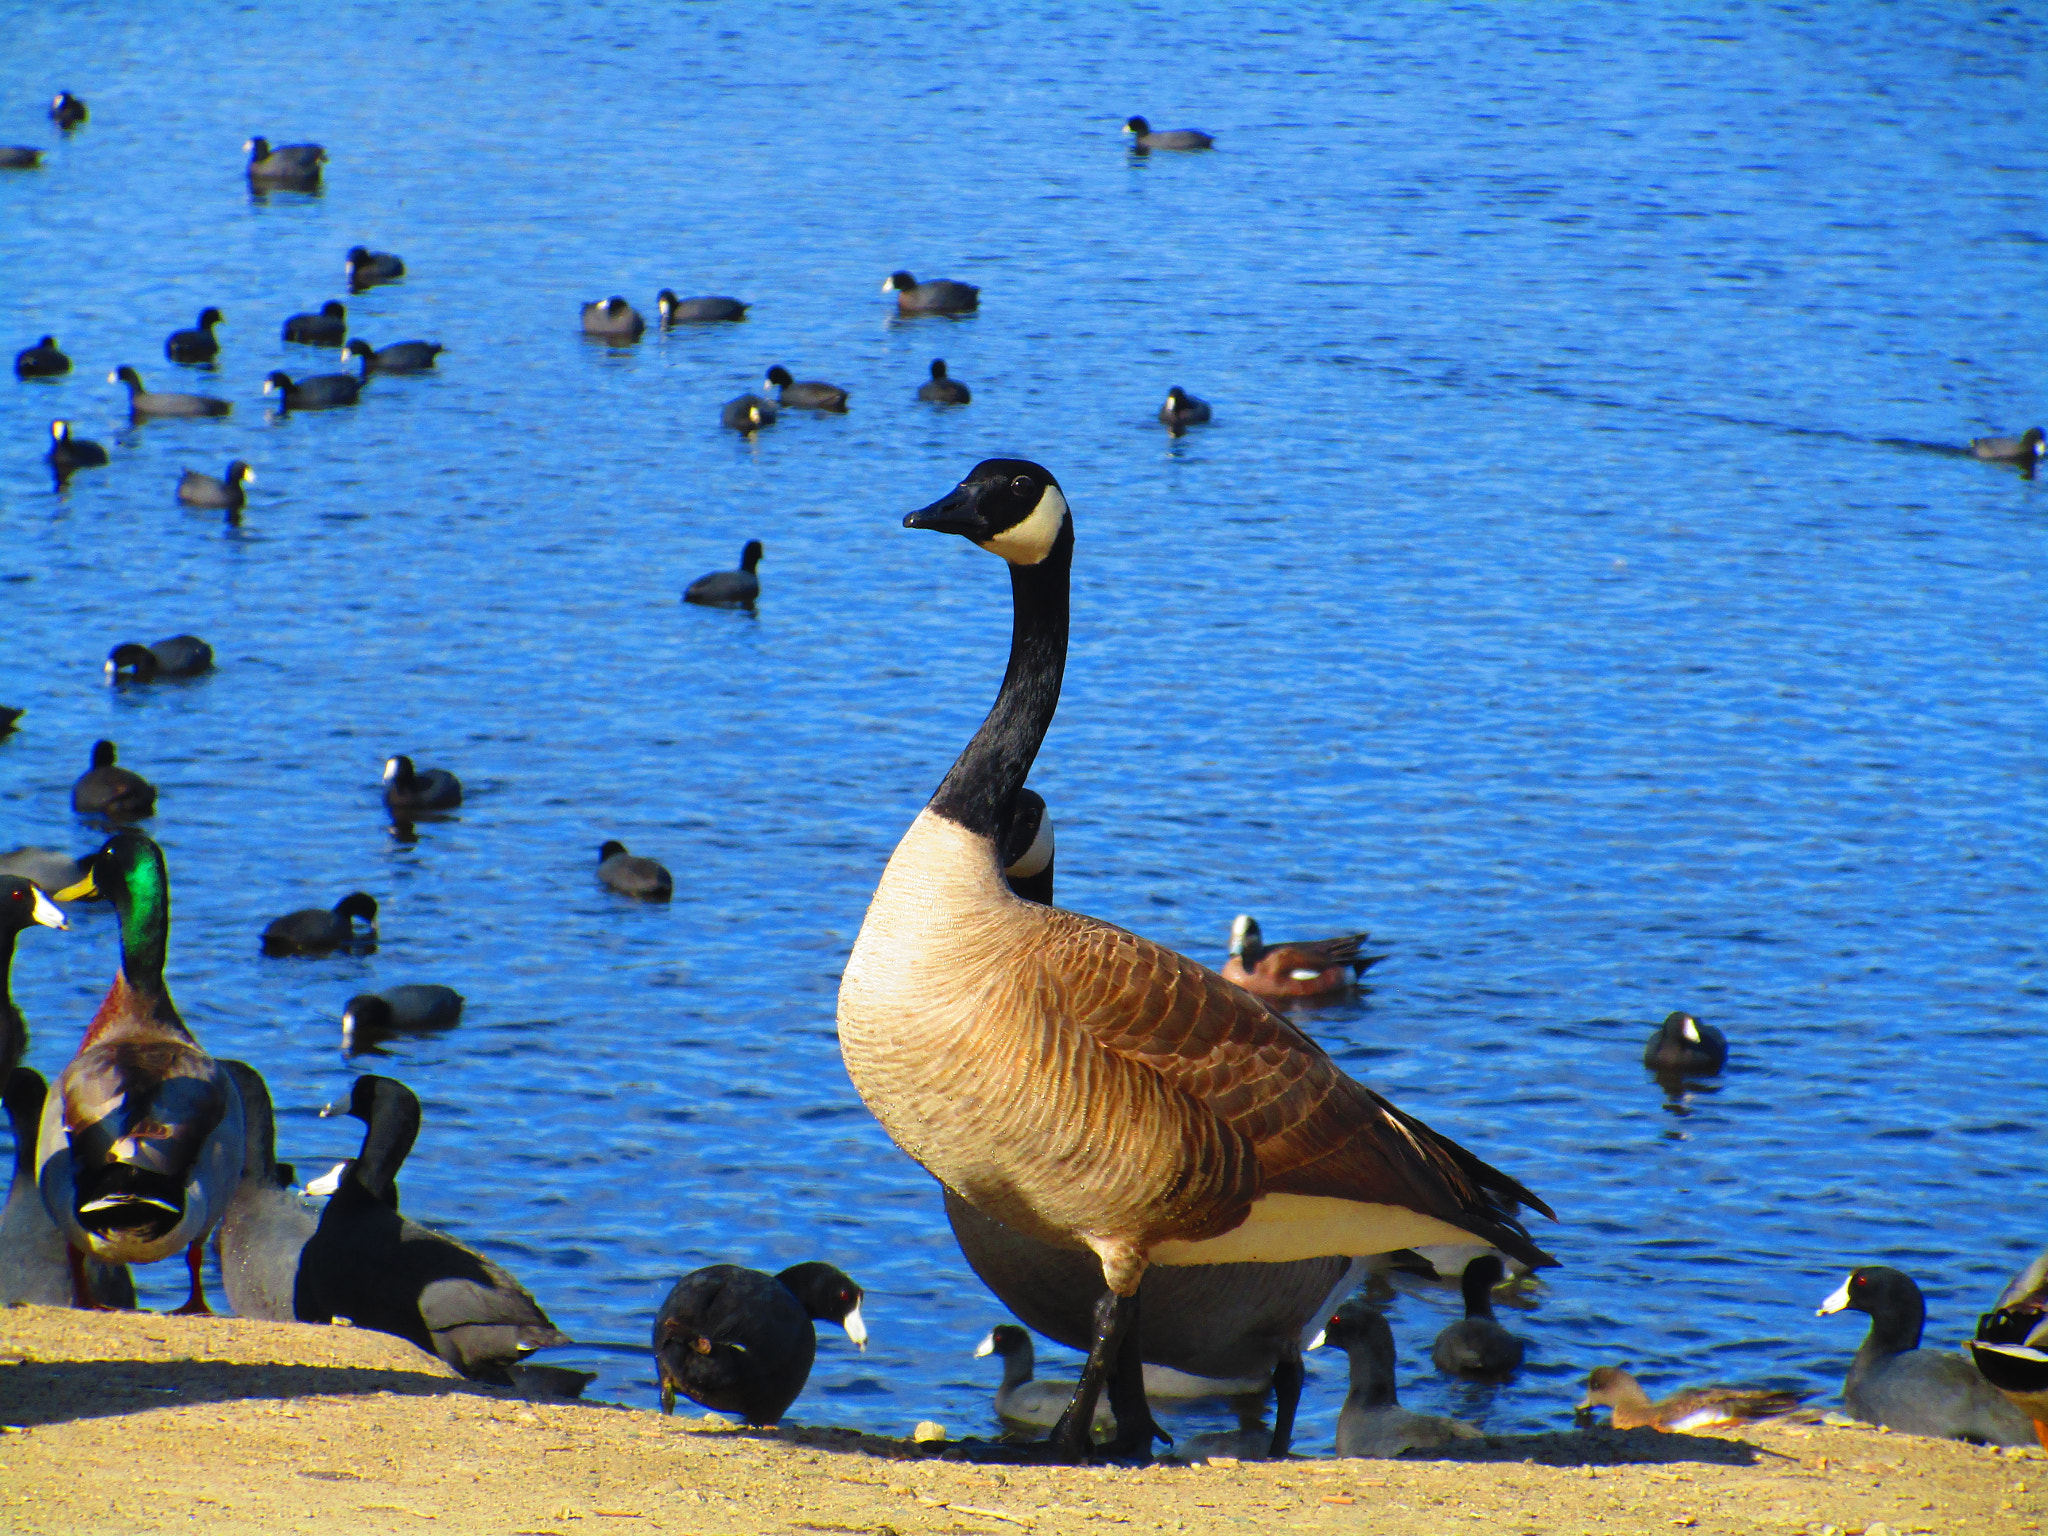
[2,1,2043,1454]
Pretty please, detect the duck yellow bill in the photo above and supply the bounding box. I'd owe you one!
[53,870,98,902]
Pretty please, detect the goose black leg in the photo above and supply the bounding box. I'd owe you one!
[1099,1289,1169,1463]
[168,1238,212,1315]
[1048,1287,1138,1462]
[1267,1348,1305,1459]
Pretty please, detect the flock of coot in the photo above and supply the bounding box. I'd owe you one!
[6,89,2047,1469]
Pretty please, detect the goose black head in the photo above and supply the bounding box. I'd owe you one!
[905,458,1068,566]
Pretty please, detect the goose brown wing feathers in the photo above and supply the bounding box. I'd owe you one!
[1044,911,1554,1266]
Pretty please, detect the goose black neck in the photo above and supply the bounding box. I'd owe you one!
[350,1081,420,1201]
[928,521,1071,842]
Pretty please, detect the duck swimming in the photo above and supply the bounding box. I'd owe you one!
[37,832,244,1311]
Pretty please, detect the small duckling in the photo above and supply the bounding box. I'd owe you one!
[974,1323,1116,1436]
[261,893,378,956]
[917,358,971,404]
[684,541,763,608]
[1577,1365,1809,1431]
[1123,116,1213,151]
[653,1261,866,1425]
[1325,1302,1484,1456]
[1643,1009,1726,1076]
[1159,385,1211,434]
[71,740,156,820]
[165,308,223,364]
[597,842,673,901]
[383,755,463,814]
[1430,1255,1525,1377]
[345,246,405,289]
[15,336,69,378]
[105,636,214,683]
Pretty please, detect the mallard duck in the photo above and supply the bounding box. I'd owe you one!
[1577,1365,1808,1431]
[1221,914,1383,1001]
[1819,1266,2033,1444]
[296,1075,568,1380]
[653,1261,865,1424]
[1326,1302,1484,1456]
[1967,1249,2048,1449]
[36,832,244,1311]
[3,1068,134,1307]
[2,876,67,1074]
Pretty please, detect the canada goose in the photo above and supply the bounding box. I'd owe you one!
[178,460,255,516]
[165,308,223,364]
[657,290,748,324]
[2,877,67,1074]
[763,365,849,411]
[111,366,231,418]
[3,1068,134,1307]
[1818,1266,2033,1444]
[282,300,347,345]
[1429,1255,1524,1377]
[976,1324,1117,1435]
[838,458,1555,1461]
[106,635,215,684]
[1642,1010,1725,1076]
[581,297,645,341]
[72,740,156,820]
[999,787,1054,905]
[38,832,245,1311]
[918,358,972,404]
[50,93,87,130]
[1576,1365,1809,1431]
[0,849,93,897]
[343,338,443,374]
[297,1075,570,1381]
[1222,915,1383,1001]
[260,893,378,956]
[16,336,69,378]
[1967,1248,2048,1447]
[882,271,979,315]
[720,394,777,434]
[264,367,361,410]
[341,985,464,1054]
[653,1261,866,1424]
[345,246,405,288]
[684,540,763,607]
[597,842,673,901]
[212,1059,319,1320]
[1159,386,1211,434]
[1970,427,2044,469]
[1122,116,1213,151]
[1325,1303,1483,1456]
[383,755,462,814]
[0,147,44,170]
[46,421,107,476]
[245,137,324,187]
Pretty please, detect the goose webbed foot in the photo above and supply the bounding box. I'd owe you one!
[1047,1286,1144,1464]
[67,1244,116,1312]
[167,1239,212,1315]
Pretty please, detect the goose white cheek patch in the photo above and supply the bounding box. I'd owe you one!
[978,483,1069,566]
[1004,818,1054,881]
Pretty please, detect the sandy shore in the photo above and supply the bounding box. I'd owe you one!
[1,1307,2038,1536]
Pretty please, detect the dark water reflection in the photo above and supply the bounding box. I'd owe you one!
[2,1,2043,1455]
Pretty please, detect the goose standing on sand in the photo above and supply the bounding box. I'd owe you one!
[949,791,1364,1458]
[1576,1365,1809,1430]
[652,1261,866,1424]
[1222,915,1383,1001]
[1818,1266,2033,1444]
[297,1074,569,1381]
[837,458,1556,1461]
[2,876,67,1074]
[1967,1248,2048,1447]
[3,1068,135,1307]
[212,1059,318,1320]
[37,833,244,1311]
